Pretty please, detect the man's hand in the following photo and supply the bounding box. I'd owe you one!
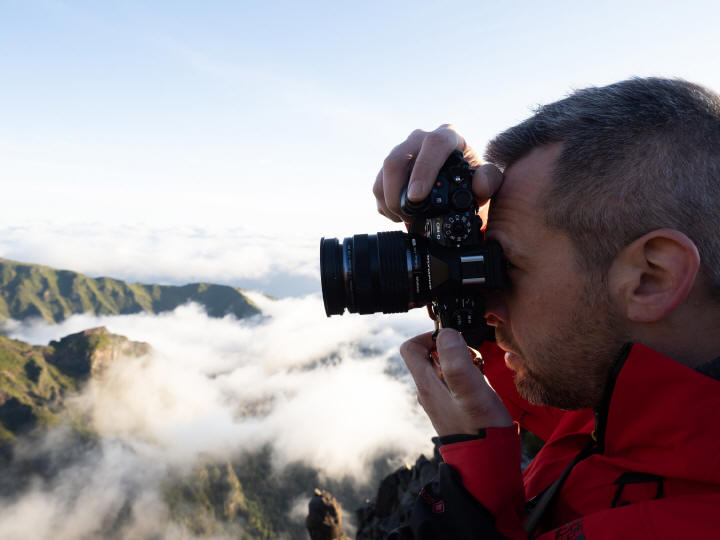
[401,329,512,436]
[373,124,503,222]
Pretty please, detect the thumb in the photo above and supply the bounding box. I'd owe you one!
[435,329,486,396]
[472,163,503,204]
[436,329,513,428]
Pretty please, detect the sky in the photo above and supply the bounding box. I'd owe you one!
[2,0,720,296]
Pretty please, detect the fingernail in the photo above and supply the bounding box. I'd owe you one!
[407,181,424,200]
[436,329,463,349]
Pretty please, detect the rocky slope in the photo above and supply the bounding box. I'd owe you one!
[0,326,150,442]
[0,327,384,539]
[0,257,260,323]
[307,431,545,539]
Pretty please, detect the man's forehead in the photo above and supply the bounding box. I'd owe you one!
[487,144,562,225]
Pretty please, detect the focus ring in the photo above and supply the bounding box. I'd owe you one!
[377,231,410,313]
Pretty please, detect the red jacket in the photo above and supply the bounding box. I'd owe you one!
[438,342,720,539]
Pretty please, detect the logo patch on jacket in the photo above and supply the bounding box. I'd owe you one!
[555,519,584,540]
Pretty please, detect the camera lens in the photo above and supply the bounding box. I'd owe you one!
[319,237,346,316]
[320,231,416,317]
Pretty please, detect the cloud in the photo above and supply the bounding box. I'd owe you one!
[0,223,320,297]
[8,296,434,475]
[0,430,176,540]
[1,295,436,536]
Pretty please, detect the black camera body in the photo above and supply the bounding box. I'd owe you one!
[401,149,481,246]
[320,150,506,346]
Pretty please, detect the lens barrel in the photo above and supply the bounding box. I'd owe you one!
[320,231,414,317]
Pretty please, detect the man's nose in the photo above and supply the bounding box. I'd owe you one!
[484,290,508,326]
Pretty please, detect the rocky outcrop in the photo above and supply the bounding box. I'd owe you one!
[47,326,151,379]
[355,443,442,539]
[309,432,544,539]
[307,488,350,540]
[0,327,152,441]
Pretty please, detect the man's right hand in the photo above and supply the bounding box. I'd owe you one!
[401,329,513,436]
[372,124,504,223]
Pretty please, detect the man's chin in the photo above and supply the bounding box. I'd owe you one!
[515,374,593,410]
[513,372,562,408]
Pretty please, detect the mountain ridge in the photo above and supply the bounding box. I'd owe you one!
[0,326,150,442]
[0,257,260,323]
[0,327,376,539]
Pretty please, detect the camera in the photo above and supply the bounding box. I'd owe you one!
[319,150,506,345]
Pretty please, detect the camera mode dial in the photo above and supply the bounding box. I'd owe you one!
[443,212,472,243]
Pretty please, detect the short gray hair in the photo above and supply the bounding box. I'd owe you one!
[485,77,720,295]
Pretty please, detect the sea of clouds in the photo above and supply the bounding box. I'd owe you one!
[0,223,322,297]
[0,293,435,538]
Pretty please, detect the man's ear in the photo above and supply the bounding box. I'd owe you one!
[608,229,700,323]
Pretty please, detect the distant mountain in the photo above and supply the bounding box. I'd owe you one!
[0,257,260,323]
[0,326,150,443]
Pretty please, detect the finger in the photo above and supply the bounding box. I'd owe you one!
[472,164,504,205]
[400,332,448,396]
[408,124,466,202]
[434,329,491,398]
[373,169,402,222]
[400,331,437,382]
[382,130,426,219]
[400,333,460,425]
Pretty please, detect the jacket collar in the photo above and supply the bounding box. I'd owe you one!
[593,343,720,483]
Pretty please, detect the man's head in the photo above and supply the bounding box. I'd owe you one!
[485,77,720,291]
[482,78,720,409]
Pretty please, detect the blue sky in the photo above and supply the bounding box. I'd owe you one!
[1,1,719,291]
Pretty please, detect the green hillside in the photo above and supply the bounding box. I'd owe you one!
[0,258,260,323]
[0,326,150,442]
[0,328,330,539]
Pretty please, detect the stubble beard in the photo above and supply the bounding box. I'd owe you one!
[499,280,625,410]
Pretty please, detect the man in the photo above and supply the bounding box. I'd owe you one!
[373,78,720,538]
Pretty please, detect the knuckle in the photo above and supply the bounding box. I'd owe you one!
[431,124,465,150]
[372,178,384,199]
[438,346,472,376]
[441,362,466,382]
[399,340,414,359]
[383,151,409,173]
[386,198,403,217]
[408,128,427,140]
[425,129,453,147]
